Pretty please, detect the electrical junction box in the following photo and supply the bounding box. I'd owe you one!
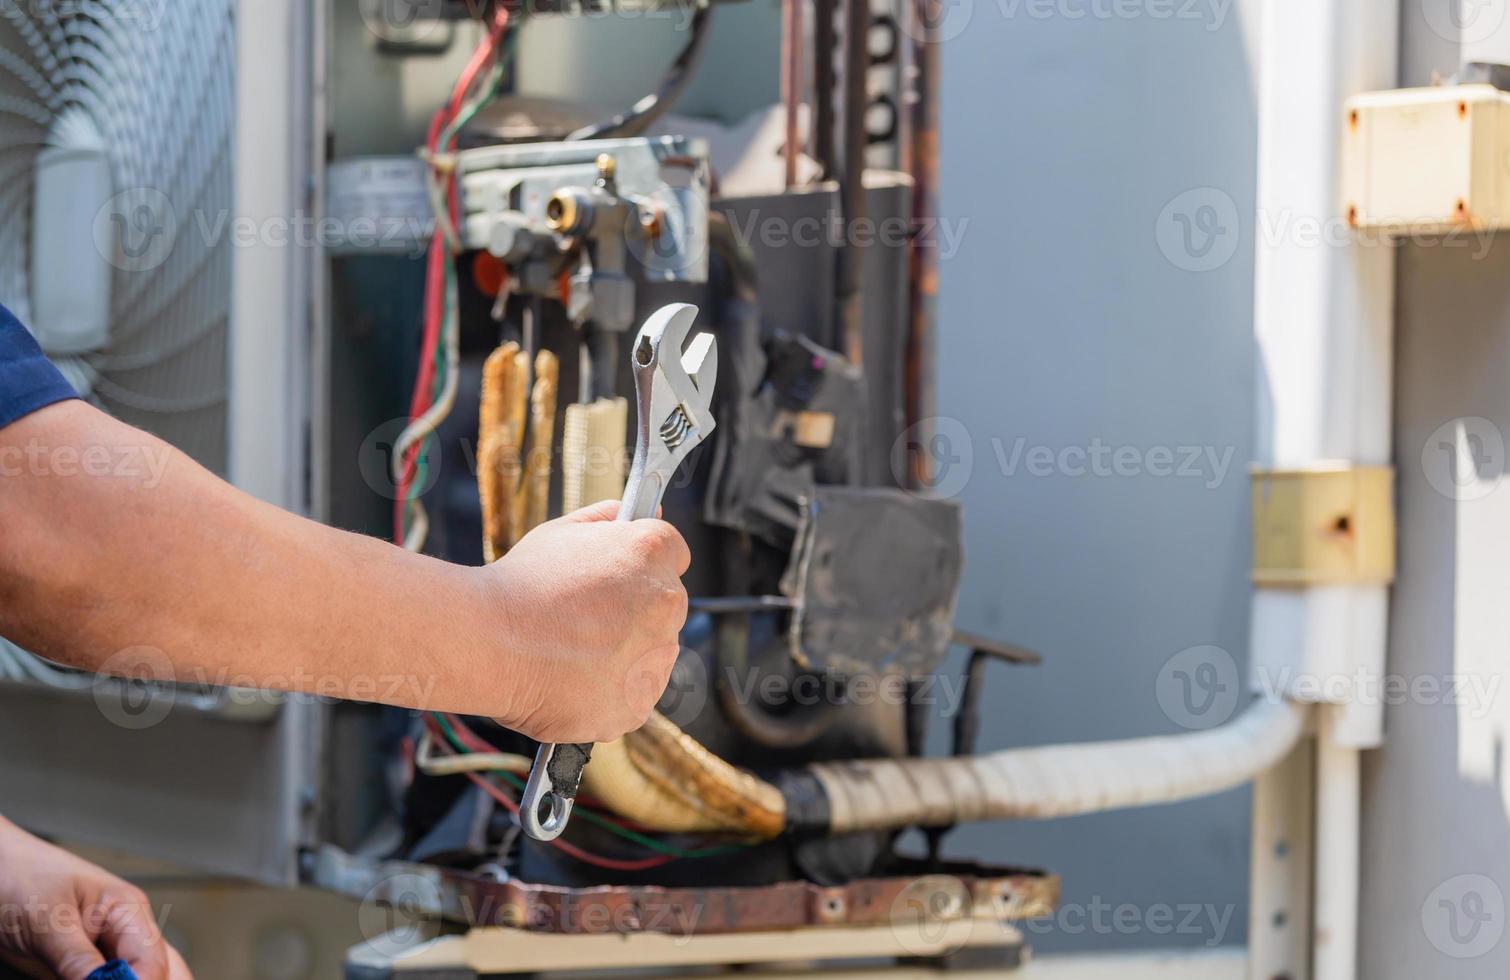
[1342,84,1510,232]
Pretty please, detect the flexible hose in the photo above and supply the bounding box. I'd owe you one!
[580,712,785,838]
[806,698,1307,833]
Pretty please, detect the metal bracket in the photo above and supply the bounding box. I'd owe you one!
[1250,466,1396,586]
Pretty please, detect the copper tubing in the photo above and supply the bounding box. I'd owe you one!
[781,0,803,187]
[902,0,940,486]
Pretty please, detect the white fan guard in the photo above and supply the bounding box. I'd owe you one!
[0,1,236,687]
[0,0,236,471]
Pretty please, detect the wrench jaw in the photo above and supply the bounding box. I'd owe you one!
[623,303,718,523]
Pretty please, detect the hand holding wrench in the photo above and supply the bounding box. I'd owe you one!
[519,302,717,842]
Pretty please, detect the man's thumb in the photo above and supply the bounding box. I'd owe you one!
[563,499,620,523]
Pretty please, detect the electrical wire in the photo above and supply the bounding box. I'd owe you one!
[425,713,754,864]
[415,729,532,776]
[565,4,714,141]
[393,7,517,548]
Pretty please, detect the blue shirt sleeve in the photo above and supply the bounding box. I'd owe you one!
[0,304,79,429]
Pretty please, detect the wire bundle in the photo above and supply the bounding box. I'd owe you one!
[421,712,753,871]
[392,6,519,550]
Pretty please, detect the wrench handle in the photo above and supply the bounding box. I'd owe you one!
[519,467,666,841]
[518,741,592,841]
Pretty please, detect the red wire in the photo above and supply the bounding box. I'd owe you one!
[422,716,677,871]
[462,770,675,872]
[395,6,513,543]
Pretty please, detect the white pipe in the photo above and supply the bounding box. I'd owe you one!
[808,698,1307,833]
[1313,705,1359,980]
[1248,2,1398,979]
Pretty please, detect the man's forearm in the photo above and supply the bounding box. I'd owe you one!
[0,400,512,717]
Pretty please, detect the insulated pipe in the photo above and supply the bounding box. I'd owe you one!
[805,698,1306,832]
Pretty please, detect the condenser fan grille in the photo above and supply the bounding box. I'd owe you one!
[0,0,236,472]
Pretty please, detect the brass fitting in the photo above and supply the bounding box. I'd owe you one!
[544,190,581,233]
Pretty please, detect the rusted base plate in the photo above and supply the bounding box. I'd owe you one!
[312,847,1057,939]
[451,860,1057,935]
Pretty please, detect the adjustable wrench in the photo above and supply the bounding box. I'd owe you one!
[519,302,718,842]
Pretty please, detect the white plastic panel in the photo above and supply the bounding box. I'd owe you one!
[30,128,112,354]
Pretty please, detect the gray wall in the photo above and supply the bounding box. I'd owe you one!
[931,0,1263,954]
[1359,4,1510,976]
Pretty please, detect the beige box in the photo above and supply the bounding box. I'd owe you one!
[1342,84,1510,232]
[1251,466,1396,587]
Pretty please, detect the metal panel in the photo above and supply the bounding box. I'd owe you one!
[0,0,324,886]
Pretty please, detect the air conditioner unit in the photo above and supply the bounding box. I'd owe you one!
[0,0,321,883]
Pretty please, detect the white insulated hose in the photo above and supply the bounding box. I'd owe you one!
[806,698,1307,833]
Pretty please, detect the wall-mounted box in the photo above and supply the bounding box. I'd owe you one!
[1251,466,1396,587]
[1342,84,1510,232]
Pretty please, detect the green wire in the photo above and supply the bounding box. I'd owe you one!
[402,25,520,541]
[414,29,750,865]
[428,713,753,860]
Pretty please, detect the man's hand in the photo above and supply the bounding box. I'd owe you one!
[486,500,690,743]
[0,400,692,738]
[0,818,191,980]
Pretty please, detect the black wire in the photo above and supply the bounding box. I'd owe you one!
[566,4,714,141]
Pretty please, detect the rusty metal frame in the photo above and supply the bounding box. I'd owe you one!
[312,846,1057,937]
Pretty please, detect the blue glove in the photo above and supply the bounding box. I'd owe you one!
[86,962,138,980]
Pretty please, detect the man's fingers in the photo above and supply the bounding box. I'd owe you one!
[166,944,194,980]
[634,520,691,575]
[30,924,107,980]
[99,897,171,980]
